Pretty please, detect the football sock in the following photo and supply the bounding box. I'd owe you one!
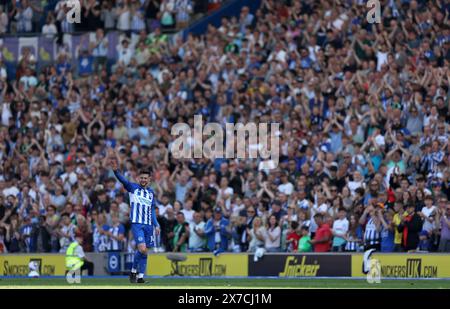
[138,251,148,276]
[132,251,141,272]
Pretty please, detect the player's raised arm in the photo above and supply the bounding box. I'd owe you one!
[111,156,135,192]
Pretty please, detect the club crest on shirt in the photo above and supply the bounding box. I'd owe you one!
[135,190,153,205]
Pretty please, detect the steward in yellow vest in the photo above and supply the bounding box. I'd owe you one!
[65,234,94,276]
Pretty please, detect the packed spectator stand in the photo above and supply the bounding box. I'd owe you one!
[0,0,449,256]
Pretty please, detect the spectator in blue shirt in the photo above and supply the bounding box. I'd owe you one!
[204,207,230,255]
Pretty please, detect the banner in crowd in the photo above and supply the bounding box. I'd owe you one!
[248,254,352,277]
[0,32,120,65]
[0,255,66,276]
[146,253,248,276]
[352,254,450,278]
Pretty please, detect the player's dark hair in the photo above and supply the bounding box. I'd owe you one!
[138,168,153,176]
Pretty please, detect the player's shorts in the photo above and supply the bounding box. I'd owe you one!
[131,223,155,248]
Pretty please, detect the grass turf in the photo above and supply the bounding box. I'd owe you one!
[0,277,449,288]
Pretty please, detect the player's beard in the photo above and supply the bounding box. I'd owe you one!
[140,181,149,187]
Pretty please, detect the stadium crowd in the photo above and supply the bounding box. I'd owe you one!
[0,0,217,35]
[0,0,450,256]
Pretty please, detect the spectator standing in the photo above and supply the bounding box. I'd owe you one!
[278,172,294,196]
[28,0,43,32]
[398,204,423,252]
[378,208,395,252]
[188,211,206,252]
[310,214,332,252]
[116,37,133,67]
[92,213,110,252]
[173,212,189,252]
[181,199,194,224]
[360,204,382,251]
[91,29,109,73]
[247,216,265,253]
[438,204,450,252]
[331,208,349,251]
[130,1,146,34]
[107,214,125,251]
[344,215,363,252]
[116,1,131,33]
[42,14,58,39]
[420,195,437,235]
[0,5,8,34]
[57,213,75,253]
[205,207,230,255]
[163,207,177,252]
[55,1,74,34]
[160,0,175,30]
[264,214,281,252]
[20,216,33,252]
[16,0,33,33]
[298,225,312,252]
[18,67,38,91]
[175,0,192,29]
[44,205,60,252]
[285,221,300,252]
[392,202,405,252]
[100,1,117,31]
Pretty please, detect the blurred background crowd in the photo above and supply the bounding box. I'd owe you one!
[0,0,449,255]
[0,0,221,35]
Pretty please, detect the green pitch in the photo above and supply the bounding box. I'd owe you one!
[1,277,450,288]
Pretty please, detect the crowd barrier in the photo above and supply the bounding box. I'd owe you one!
[1,252,449,278]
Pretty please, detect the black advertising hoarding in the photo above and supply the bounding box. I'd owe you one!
[248,254,352,277]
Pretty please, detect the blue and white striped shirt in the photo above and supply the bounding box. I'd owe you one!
[131,10,146,32]
[113,171,160,226]
[109,224,125,251]
[364,217,380,246]
[93,224,110,252]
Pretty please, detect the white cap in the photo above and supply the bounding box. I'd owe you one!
[374,135,385,146]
